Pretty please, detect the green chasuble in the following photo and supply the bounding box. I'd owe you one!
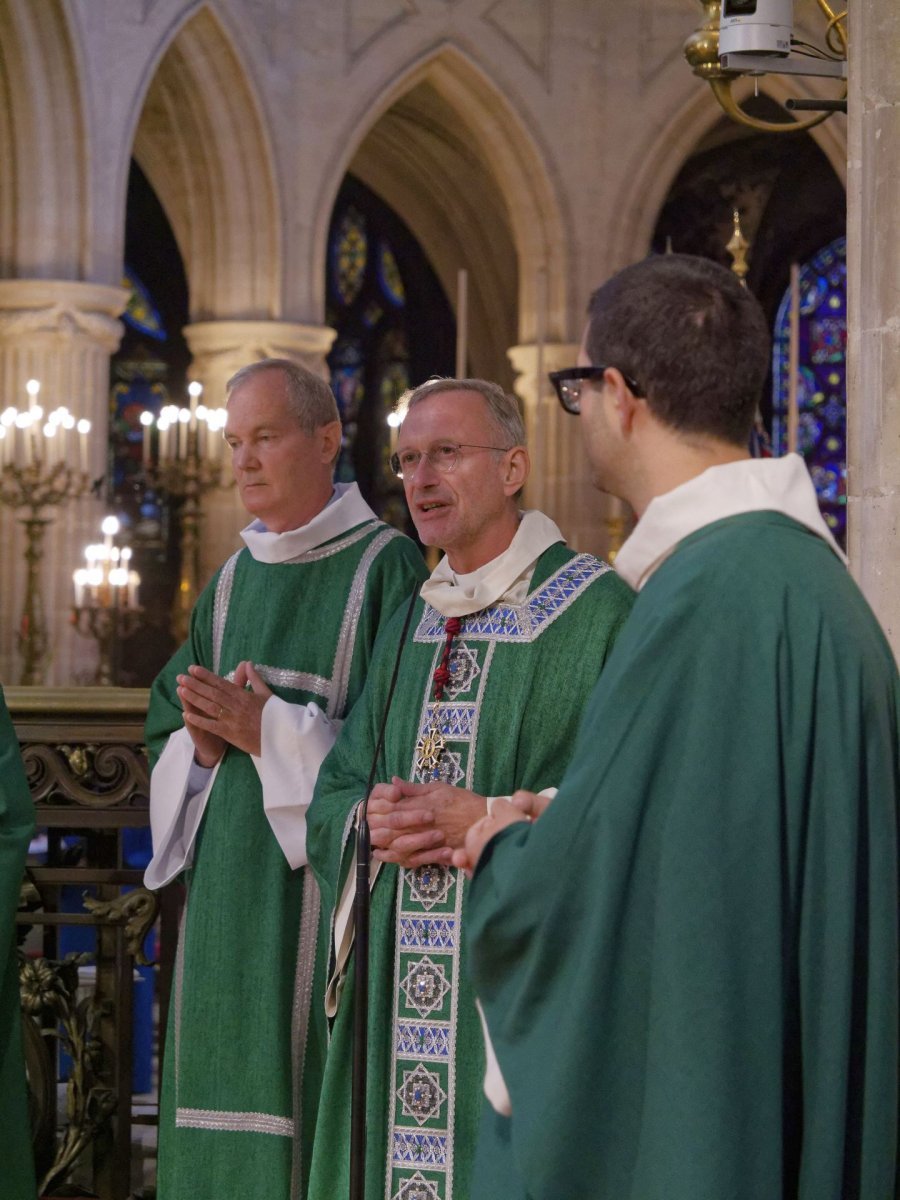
[466,512,900,1200]
[305,543,633,1200]
[0,687,36,1200]
[146,518,425,1200]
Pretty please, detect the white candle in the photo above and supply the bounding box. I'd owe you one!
[77,419,91,473]
[141,411,153,468]
[178,409,190,460]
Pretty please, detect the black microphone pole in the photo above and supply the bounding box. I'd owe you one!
[350,585,419,1200]
[350,810,371,1200]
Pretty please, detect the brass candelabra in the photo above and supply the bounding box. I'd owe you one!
[146,384,229,641]
[72,517,142,686]
[0,381,93,684]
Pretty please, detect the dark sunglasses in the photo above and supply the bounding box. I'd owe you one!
[548,366,642,415]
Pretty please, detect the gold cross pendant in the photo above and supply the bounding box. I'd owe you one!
[415,723,445,774]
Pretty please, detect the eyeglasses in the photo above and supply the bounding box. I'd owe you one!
[390,442,511,479]
[548,366,642,415]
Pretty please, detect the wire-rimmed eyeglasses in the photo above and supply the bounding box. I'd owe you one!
[548,366,643,415]
[389,441,512,479]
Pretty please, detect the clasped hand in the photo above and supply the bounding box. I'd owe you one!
[451,789,553,877]
[177,661,272,767]
[367,777,489,868]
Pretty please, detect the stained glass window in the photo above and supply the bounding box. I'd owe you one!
[123,268,166,341]
[379,241,406,307]
[325,175,455,527]
[332,207,368,305]
[772,236,847,546]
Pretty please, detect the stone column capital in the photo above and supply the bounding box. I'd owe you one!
[184,320,337,382]
[0,279,128,353]
[507,341,579,406]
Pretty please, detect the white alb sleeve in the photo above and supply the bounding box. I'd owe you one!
[144,727,220,890]
[252,695,340,869]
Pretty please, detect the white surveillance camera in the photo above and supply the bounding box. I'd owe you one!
[719,0,792,57]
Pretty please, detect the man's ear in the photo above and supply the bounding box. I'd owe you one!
[503,446,530,496]
[317,420,343,464]
[607,369,640,436]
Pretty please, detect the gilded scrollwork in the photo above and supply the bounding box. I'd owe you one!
[21,741,149,808]
[19,951,117,1196]
[83,887,159,964]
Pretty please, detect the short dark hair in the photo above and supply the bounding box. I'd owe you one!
[586,254,770,446]
[226,358,339,434]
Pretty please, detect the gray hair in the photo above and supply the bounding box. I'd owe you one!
[398,377,525,448]
[226,358,339,435]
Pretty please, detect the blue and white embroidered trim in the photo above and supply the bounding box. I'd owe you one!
[414,553,609,643]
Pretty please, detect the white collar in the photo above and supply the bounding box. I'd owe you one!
[240,481,378,564]
[419,509,564,617]
[614,454,847,591]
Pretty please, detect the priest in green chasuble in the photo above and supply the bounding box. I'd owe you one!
[457,255,900,1200]
[144,359,426,1200]
[305,378,633,1200]
[0,688,36,1200]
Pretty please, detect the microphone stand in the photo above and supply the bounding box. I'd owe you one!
[350,586,420,1200]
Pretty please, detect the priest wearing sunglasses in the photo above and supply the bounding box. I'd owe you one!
[459,254,900,1200]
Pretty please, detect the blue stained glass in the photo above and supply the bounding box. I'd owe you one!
[378,241,406,307]
[773,236,847,547]
[123,268,166,340]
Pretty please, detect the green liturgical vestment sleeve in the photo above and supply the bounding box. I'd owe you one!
[466,513,900,1200]
[0,688,37,1200]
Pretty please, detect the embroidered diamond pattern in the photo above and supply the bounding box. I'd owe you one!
[418,704,474,741]
[406,865,455,909]
[396,1021,452,1058]
[445,643,480,696]
[392,1170,441,1200]
[397,1064,447,1126]
[398,917,456,951]
[392,1130,448,1167]
[401,957,451,1018]
[414,556,609,644]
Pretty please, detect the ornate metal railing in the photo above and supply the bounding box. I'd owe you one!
[9,686,176,1200]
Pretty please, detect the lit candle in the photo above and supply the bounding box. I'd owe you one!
[101,515,119,557]
[127,569,139,609]
[140,411,153,468]
[16,413,32,466]
[43,423,57,466]
[178,408,190,459]
[77,418,91,473]
[188,380,202,419]
[73,568,87,609]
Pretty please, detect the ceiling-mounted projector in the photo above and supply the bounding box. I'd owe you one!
[719,0,792,57]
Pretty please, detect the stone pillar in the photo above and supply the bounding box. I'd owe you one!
[182,320,337,586]
[0,280,127,685]
[847,0,900,660]
[508,341,623,559]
